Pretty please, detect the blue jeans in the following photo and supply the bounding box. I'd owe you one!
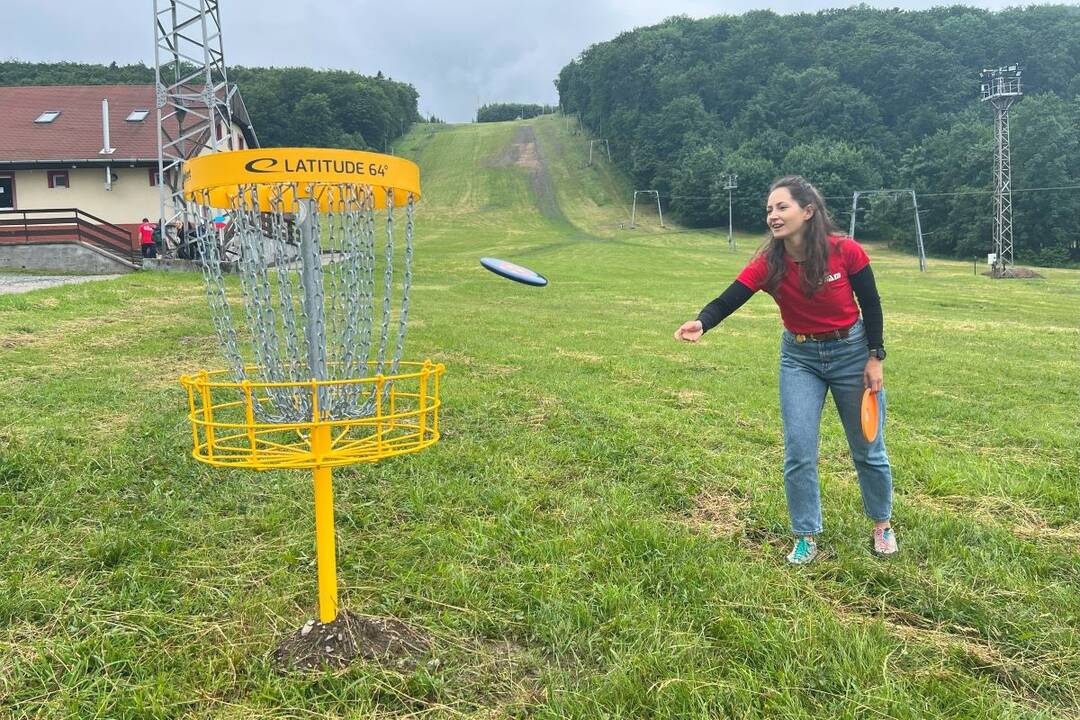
[779,320,893,535]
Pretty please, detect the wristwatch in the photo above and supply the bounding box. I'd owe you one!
[868,347,887,361]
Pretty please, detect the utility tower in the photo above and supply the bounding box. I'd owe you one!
[723,173,737,251]
[980,64,1022,277]
[154,0,236,256]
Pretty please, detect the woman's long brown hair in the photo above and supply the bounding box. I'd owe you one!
[760,176,841,298]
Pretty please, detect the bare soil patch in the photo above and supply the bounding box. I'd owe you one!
[982,267,1044,279]
[488,126,541,170]
[488,125,564,223]
[681,489,748,538]
[273,611,432,672]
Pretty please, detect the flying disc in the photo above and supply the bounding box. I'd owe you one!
[479,257,548,287]
[861,388,880,443]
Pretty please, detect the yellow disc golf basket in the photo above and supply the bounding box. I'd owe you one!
[180,148,444,623]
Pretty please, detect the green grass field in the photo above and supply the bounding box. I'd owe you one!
[1,115,1077,719]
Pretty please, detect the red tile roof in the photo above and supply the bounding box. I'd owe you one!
[0,85,162,163]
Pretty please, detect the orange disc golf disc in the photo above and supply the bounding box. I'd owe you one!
[861,388,879,443]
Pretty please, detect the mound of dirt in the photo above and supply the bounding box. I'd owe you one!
[273,610,433,672]
[982,267,1044,279]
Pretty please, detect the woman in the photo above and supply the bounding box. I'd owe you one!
[674,176,897,564]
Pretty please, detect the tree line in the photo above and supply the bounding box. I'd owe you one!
[0,61,422,154]
[477,103,557,122]
[556,5,1080,265]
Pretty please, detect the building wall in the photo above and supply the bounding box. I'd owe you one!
[11,166,163,224]
[0,241,136,273]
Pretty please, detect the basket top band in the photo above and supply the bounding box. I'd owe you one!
[182,148,421,211]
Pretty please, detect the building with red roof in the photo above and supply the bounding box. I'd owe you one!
[0,84,256,268]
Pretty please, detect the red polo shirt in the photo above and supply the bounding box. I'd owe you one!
[138,222,155,248]
[736,235,870,334]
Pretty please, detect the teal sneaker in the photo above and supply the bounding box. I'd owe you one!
[872,527,898,557]
[786,536,818,565]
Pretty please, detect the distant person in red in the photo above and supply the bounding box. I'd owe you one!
[139,218,157,258]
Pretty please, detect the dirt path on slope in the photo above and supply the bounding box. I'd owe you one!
[489,124,566,224]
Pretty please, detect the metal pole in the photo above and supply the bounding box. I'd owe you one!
[655,191,664,228]
[723,174,737,250]
[199,3,221,151]
[154,0,165,236]
[728,188,733,250]
[849,191,859,239]
[630,192,638,228]
[299,197,328,384]
[911,190,927,272]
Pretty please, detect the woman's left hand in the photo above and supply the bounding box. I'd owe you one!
[864,359,884,393]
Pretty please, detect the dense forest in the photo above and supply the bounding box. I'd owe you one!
[477,103,557,122]
[0,61,421,153]
[557,5,1080,265]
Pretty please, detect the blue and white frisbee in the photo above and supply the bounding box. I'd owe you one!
[479,257,548,287]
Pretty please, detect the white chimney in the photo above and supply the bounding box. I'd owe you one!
[100,99,116,155]
[101,99,116,191]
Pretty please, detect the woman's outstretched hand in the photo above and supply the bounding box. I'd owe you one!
[674,320,704,343]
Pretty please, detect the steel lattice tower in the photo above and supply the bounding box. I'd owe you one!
[154,0,235,255]
[980,65,1022,277]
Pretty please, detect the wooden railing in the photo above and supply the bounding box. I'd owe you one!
[0,208,139,263]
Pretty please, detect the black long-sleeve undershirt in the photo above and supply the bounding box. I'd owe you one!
[695,281,754,332]
[849,264,883,349]
[695,264,884,349]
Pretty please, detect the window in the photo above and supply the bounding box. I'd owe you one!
[35,111,61,123]
[47,171,69,189]
[148,168,160,187]
[126,109,150,122]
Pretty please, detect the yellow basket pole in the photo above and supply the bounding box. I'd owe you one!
[311,424,338,623]
[309,381,338,623]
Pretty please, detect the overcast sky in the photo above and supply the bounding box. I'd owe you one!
[1,1,1055,122]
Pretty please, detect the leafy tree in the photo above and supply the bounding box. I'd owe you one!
[668,143,724,227]
[477,103,556,122]
[1009,93,1080,263]
[780,140,883,205]
[556,5,1080,264]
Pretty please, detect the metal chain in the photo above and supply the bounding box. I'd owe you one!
[375,189,395,376]
[195,190,245,380]
[390,193,415,379]
[195,180,413,423]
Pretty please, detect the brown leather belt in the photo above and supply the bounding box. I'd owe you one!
[793,324,855,343]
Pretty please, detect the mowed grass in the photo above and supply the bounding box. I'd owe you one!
[0,114,1077,719]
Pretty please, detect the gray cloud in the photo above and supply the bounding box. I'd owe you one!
[1,0,1050,122]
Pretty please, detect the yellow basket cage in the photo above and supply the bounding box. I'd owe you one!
[181,361,445,470]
